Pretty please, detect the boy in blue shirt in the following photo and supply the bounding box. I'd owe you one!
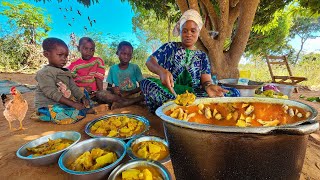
[106,41,145,108]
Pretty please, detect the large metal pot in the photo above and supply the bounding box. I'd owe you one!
[156,97,319,180]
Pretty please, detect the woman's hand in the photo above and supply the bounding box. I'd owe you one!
[206,84,228,97]
[159,69,175,95]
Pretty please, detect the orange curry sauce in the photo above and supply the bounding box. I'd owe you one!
[165,102,310,127]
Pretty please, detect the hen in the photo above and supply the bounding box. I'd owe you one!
[2,87,28,130]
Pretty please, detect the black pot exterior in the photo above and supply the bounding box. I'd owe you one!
[164,122,308,180]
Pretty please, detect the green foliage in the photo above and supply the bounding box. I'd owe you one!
[289,16,320,39]
[124,0,175,20]
[0,0,50,70]
[246,10,292,56]
[0,34,45,71]
[132,5,180,44]
[299,52,320,64]
[1,0,51,44]
[299,0,320,15]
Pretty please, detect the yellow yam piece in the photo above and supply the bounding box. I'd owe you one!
[95,127,107,134]
[108,130,118,137]
[91,148,105,160]
[92,152,117,170]
[236,120,246,127]
[120,127,131,133]
[148,143,161,154]
[111,118,122,127]
[137,146,148,158]
[73,151,93,170]
[226,113,233,120]
[91,124,99,131]
[174,91,196,106]
[122,169,140,180]
[142,169,153,180]
[128,121,137,130]
[149,153,161,160]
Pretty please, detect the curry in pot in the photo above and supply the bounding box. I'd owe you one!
[166,102,311,127]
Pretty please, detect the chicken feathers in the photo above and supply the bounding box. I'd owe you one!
[3,87,28,130]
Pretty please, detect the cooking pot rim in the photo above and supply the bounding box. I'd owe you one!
[155,97,318,134]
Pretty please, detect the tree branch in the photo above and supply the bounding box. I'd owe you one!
[176,0,189,12]
[200,0,219,30]
[225,4,240,41]
[228,0,259,62]
[188,0,200,10]
[217,0,229,45]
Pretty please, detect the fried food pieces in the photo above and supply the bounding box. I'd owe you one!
[27,138,73,157]
[133,141,169,161]
[69,148,117,171]
[174,91,196,106]
[90,116,145,138]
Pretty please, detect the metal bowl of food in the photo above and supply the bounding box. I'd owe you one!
[58,137,126,180]
[126,136,171,164]
[108,159,172,180]
[85,114,150,140]
[219,78,263,97]
[16,131,81,166]
[156,97,319,180]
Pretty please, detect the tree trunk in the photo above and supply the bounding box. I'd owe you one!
[294,37,306,65]
[176,0,260,79]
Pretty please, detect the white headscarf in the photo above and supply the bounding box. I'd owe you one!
[173,9,203,37]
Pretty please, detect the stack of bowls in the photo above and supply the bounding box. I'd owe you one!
[219,78,263,97]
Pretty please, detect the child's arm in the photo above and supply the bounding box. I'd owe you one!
[59,96,85,110]
[95,77,103,91]
[94,57,106,91]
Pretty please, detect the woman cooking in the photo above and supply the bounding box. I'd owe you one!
[140,9,227,112]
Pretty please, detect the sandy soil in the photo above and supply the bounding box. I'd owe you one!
[0,72,319,180]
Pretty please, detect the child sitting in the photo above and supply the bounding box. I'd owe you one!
[68,37,143,109]
[34,37,92,124]
[68,37,105,92]
[106,41,145,108]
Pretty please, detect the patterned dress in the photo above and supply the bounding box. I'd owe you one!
[140,42,211,112]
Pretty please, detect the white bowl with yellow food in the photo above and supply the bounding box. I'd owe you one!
[58,137,126,180]
[126,136,170,164]
[108,159,172,180]
[16,131,81,166]
[85,114,150,140]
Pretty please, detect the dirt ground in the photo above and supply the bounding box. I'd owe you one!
[0,72,319,180]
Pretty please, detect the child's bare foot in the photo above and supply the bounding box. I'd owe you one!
[93,104,109,114]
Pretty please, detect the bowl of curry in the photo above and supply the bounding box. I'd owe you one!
[108,159,171,180]
[126,136,170,164]
[16,131,81,166]
[156,97,319,180]
[85,114,150,140]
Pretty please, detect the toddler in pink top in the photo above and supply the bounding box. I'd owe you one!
[68,37,105,92]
